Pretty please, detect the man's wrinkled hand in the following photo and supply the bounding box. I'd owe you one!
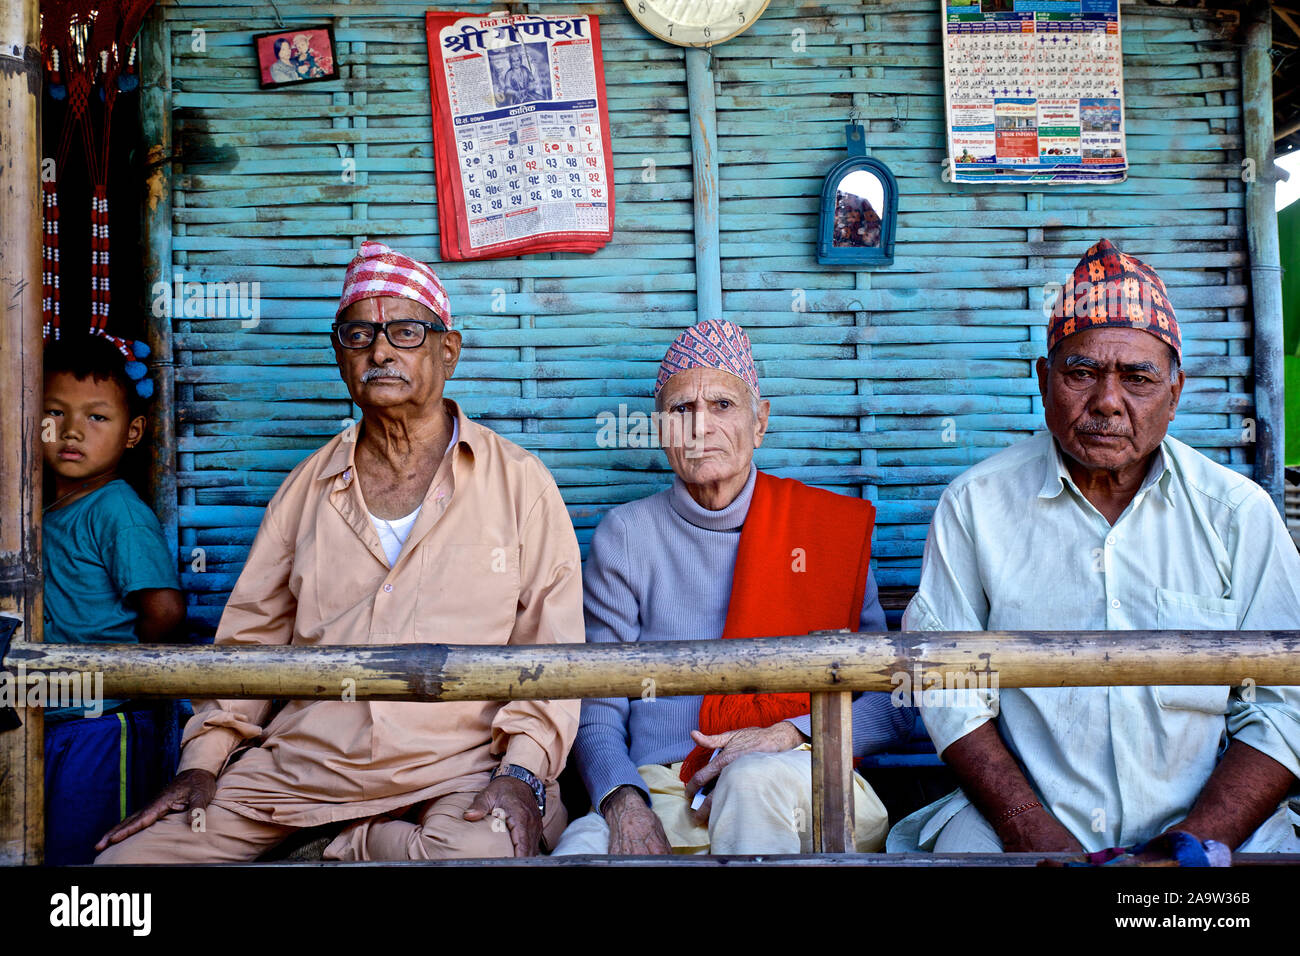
[94,768,217,852]
[684,721,806,824]
[602,786,671,855]
[464,774,543,857]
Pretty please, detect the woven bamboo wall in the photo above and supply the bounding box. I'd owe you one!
[150,0,1254,631]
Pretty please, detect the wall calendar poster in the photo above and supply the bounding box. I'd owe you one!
[426,11,615,260]
[941,0,1127,184]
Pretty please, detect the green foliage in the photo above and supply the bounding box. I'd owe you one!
[1286,355,1300,467]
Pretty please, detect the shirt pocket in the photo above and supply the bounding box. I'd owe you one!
[1155,588,1241,630]
[1153,587,1240,714]
[416,543,520,644]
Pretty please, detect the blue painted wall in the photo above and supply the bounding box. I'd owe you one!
[150,0,1258,630]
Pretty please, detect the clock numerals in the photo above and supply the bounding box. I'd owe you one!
[625,0,768,47]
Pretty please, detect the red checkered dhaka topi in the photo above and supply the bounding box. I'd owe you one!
[337,241,452,327]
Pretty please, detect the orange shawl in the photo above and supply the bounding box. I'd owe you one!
[678,471,875,783]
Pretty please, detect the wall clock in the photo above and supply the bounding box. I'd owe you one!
[623,0,772,48]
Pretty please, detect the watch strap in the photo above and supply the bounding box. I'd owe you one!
[492,763,546,816]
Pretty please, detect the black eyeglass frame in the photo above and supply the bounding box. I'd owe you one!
[331,318,447,350]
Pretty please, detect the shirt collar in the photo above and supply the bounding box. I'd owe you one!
[319,396,476,485]
[1037,433,1175,508]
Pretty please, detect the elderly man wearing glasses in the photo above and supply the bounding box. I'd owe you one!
[96,242,584,863]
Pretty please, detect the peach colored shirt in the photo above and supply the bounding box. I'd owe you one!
[178,399,583,826]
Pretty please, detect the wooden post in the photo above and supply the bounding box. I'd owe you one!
[139,12,178,559]
[1243,0,1286,514]
[685,48,721,325]
[810,691,854,854]
[0,0,45,865]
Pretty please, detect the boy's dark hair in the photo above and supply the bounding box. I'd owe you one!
[44,334,148,419]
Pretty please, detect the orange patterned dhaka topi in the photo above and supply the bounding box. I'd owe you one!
[1047,237,1180,360]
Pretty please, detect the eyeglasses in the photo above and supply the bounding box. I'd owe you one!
[332,319,445,350]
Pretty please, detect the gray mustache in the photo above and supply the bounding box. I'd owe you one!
[361,367,410,383]
[1076,420,1131,437]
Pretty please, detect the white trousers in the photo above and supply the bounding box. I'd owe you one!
[553,746,888,855]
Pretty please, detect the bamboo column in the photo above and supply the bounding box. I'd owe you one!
[685,47,721,325]
[1243,0,1286,513]
[0,0,45,866]
[139,13,178,559]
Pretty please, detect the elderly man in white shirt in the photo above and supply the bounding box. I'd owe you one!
[888,239,1300,857]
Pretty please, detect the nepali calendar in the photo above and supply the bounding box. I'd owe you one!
[425,12,615,260]
[941,0,1127,184]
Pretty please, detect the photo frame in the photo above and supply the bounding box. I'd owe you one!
[254,25,339,89]
[817,126,899,267]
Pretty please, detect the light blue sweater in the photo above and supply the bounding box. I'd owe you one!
[574,464,917,809]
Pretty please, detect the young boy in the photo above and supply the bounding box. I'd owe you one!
[41,334,186,865]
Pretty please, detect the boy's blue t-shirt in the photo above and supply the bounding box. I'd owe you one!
[42,479,179,720]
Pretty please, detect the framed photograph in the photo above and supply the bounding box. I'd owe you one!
[254,25,338,89]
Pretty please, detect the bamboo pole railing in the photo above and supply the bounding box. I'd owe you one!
[8,631,1300,701]
[4,629,1299,860]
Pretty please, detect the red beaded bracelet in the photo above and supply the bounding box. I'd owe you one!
[992,800,1042,827]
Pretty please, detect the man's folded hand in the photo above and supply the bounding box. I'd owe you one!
[464,774,542,857]
[684,722,805,824]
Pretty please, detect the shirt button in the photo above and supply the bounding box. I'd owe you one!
[383,584,393,593]
[1105,535,1116,546]
[1110,598,1121,609]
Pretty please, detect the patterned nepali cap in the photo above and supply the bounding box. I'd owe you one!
[1048,238,1180,360]
[654,319,760,399]
[336,241,452,328]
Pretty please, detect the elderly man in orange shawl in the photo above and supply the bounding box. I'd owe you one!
[553,320,915,855]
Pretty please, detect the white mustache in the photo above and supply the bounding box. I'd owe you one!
[361,367,410,383]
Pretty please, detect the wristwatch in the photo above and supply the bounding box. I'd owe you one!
[492,764,546,817]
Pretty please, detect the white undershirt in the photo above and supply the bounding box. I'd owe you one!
[370,505,422,566]
[365,417,458,566]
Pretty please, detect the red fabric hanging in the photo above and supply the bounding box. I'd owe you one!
[40,0,155,348]
[678,472,876,784]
